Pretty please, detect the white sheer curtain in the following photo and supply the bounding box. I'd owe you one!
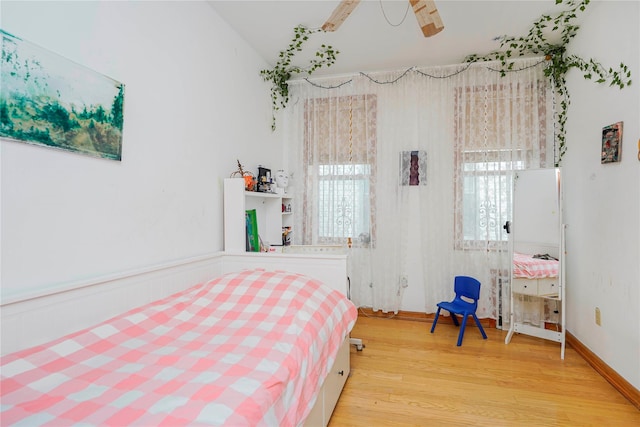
[283,58,554,322]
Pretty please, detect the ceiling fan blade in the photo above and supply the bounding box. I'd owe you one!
[322,0,361,32]
[410,0,444,37]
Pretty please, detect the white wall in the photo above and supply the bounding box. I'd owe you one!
[1,1,280,302]
[563,1,639,389]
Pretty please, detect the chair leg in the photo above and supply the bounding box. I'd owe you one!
[430,308,441,333]
[473,314,488,339]
[457,314,469,346]
[450,313,459,327]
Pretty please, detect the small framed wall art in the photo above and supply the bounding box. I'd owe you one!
[400,150,427,186]
[601,121,623,164]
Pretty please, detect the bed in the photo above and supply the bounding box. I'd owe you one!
[512,251,559,280]
[507,249,563,348]
[0,268,357,426]
[511,251,560,299]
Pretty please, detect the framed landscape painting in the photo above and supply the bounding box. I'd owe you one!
[0,30,124,160]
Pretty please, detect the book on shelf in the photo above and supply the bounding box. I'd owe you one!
[245,209,260,252]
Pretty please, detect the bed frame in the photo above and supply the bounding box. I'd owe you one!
[1,250,352,426]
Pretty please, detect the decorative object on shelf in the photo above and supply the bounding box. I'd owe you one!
[282,226,292,246]
[1,30,125,161]
[275,170,289,194]
[464,0,632,166]
[259,235,269,253]
[257,166,275,193]
[260,25,339,131]
[245,176,256,192]
[230,159,247,177]
[400,150,427,186]
[601,122,623,164]
[230,159,256,191]
[637,138,640,162]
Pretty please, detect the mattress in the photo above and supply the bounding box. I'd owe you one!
[0,269,357,426]
[512,252,559,279]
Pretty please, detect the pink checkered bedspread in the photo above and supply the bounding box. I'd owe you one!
[1,269,357,426]
[513,252,559,279]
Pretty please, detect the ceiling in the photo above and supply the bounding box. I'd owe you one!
[208,0,570,78]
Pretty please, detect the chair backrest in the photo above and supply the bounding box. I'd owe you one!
[453,276,481,307]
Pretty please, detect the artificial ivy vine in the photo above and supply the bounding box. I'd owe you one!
[465,0,632,165]
[260,25,339,131]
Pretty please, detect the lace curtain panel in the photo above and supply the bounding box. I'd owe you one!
[283,57,554,322]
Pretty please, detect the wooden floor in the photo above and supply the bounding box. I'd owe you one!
[329,315,640,426]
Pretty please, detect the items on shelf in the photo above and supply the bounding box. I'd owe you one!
[282,226,292,246]
[232,163,289,194]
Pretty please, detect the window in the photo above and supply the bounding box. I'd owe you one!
[317,164,371,242]
[454,82,548,250]
[303,96,377,247]
[460,153,523,245]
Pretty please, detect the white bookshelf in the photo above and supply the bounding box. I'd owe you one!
[224,178,292,252]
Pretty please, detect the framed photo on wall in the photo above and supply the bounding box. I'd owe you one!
[400,150,427,186]
[601,122,623,164]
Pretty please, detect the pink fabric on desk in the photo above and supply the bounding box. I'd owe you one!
[1,269,357,426]
[512,252,559,279]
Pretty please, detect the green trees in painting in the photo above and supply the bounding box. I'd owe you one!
[111,85,124,130]
[0,30,125,160]
[39,102,80,132]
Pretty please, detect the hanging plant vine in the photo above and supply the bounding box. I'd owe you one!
[465,0,631,165]
[260,25,339,131]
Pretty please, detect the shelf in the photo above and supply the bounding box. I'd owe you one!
[245,191,281,199]
[225,178,294,252]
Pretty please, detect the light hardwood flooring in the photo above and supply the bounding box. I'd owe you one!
[329,315,640,426]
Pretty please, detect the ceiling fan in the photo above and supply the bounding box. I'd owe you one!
[322,0,444,37]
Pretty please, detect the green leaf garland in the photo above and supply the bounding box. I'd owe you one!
[260,25,339,131]
[465,0,631,165]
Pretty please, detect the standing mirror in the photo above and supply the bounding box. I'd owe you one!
[505,168,566,358]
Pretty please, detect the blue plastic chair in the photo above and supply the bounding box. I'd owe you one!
[430,276,488,346]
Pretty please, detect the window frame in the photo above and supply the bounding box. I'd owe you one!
[302,95,377,248]
[453,82,548,251]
